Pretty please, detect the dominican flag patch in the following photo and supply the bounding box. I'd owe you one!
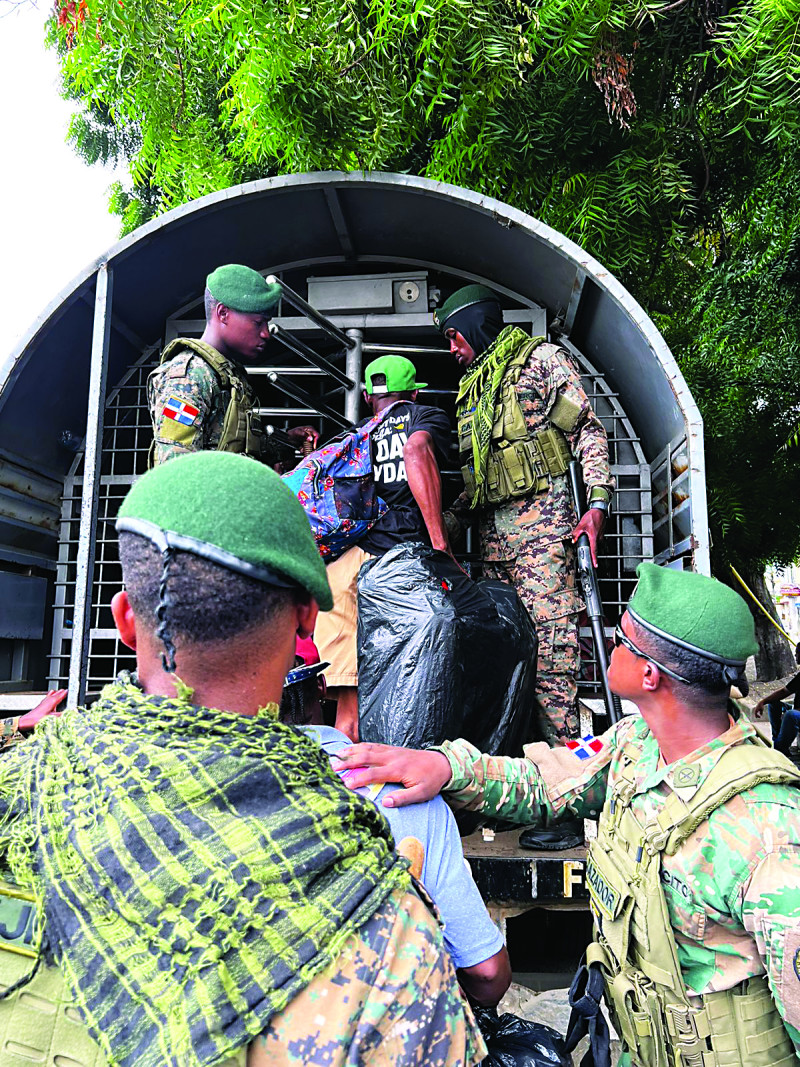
[566,734,604,761]
[163,396,199,425]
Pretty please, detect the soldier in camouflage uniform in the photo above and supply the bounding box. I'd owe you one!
[338,563,800,1066]
[147,264,317,466]
[436,285,613,747]
[0,454,484,1067]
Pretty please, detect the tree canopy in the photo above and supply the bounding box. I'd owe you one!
[48,0,800,596]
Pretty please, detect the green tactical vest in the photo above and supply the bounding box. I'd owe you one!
[586,731,800,1067]
[0,879,246,1066]
[152,338,266,463]
[456,342,574,506]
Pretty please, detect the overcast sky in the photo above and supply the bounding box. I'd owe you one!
[0,2,121,357]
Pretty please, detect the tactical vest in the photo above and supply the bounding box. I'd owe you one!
[586,732,800,1067]
[456,342,575,506]
[153,338,266,461]
[0,879,246,1066]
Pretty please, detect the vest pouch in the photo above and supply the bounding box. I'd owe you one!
[461,463,477,500]
[246,408,265,459]
[484,451,510,504]
[535,427,572,478]
[219,385,248,455]
[704,979,797,1067]
[500,441,536,495]
[608,971,668,1067]
[492,379,528,443]
[458,411,475,456]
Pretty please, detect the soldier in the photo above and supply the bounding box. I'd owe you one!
[147,263,317,466]
[338,563,800,1065]
[0,452,484,1067]
[434,284,614,756]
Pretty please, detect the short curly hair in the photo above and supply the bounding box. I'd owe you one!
[118,531,300,644]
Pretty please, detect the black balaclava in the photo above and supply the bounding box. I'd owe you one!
[446,299,505,359]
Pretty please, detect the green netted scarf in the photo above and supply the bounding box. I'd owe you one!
[456,326,543,507]
[0,675,410,1067]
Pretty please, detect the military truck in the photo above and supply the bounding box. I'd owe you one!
[0,172,709,973]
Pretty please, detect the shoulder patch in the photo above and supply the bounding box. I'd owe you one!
[163,396,199,426]
[781,926,800,1022]
[159,418,198,446]
[566,734,605,761]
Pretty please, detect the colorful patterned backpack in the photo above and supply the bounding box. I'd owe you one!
[282,404,400,562]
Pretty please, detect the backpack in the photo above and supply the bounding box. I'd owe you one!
[282,404,401,562]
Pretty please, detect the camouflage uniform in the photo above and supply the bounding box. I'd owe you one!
[253,886,486,1066]
[148,345,238,464]
[436,713,800,1057]
[451,337,613,743]
[147,342,282,467]
[0,886,485,1067]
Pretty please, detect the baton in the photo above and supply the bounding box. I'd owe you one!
[568,461,622,724]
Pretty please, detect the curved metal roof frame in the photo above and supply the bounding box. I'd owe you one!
[0,170,708,572]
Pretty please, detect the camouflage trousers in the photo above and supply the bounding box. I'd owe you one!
[484,537,580,744]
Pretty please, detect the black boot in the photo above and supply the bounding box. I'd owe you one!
[519,817,584,851]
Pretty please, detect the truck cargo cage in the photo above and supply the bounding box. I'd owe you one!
[0,172,708,702]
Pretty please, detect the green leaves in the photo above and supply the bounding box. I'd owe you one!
[46,0,800,568]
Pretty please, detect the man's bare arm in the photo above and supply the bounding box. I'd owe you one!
[458,947,512,1008]
[404,430,451,552]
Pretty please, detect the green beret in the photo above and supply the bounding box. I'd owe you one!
[628,562,757,665]
[116,452,332,611]
[433,284,500,332]
[364,355,427,394]
[206,264,281,314]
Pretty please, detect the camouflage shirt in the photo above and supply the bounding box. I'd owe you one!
[450,337,613,563]
[437,714,800,1052]
[0,886,485,1067]
[147,343,256,465]
[253,886,486,1066]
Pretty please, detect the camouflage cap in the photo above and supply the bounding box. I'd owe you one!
[628,562,758,665]
[206,264,281,314]
[116,451,333,611]
[364,355,427,394]
[433,284,500,332]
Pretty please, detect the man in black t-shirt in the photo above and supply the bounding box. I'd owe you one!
[315,356,455,739]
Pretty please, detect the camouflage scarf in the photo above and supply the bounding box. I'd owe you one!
[456,326,543,506]
[0,674,409,1067]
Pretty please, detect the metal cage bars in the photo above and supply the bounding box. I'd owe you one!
[51,276,658,697]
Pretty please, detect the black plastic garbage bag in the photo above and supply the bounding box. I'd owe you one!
[474,1007,570,1067]
[357,542,537,753]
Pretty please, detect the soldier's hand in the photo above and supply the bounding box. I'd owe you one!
[287,425,320,451]
[332,743,453,808]
[19,689,67,732]
[572,508,606,568]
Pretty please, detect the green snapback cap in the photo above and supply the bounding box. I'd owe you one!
[364,355,427,394]
[206,264,282,314]
[628,562,758,665]
[116,451,333,611]
[433,284,500,331]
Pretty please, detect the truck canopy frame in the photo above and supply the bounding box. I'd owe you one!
[0,171,708,702]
